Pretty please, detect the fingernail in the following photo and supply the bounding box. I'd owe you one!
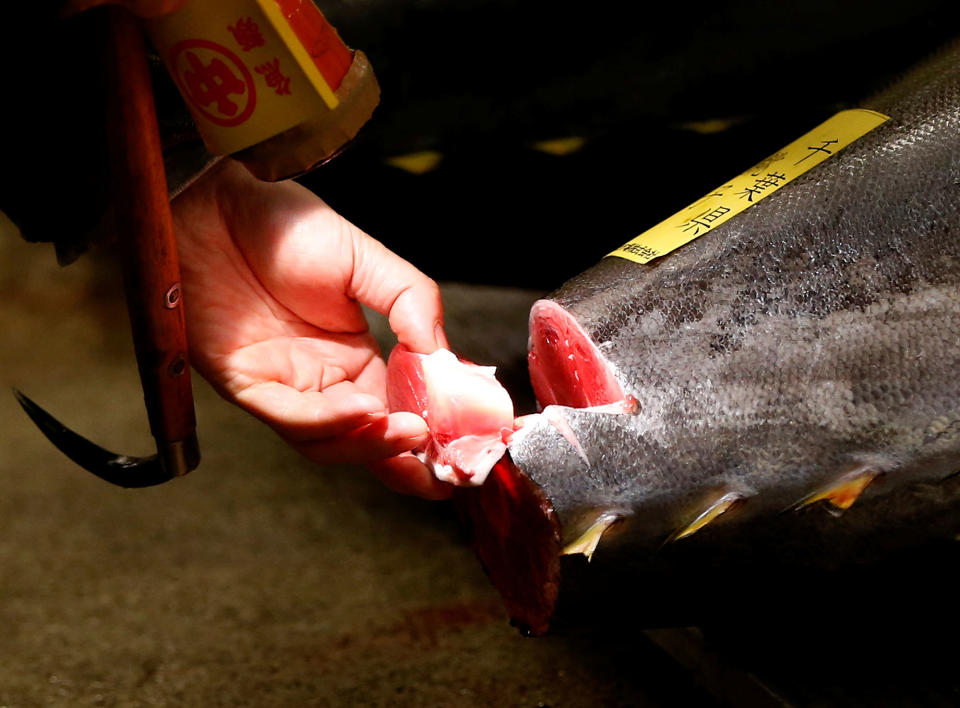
[399,422,430,441]
[387,411,429,438]
[434,321,449,350]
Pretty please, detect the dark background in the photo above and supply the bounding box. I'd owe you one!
[303,0,960,288]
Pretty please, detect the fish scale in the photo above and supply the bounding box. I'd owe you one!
[457,42,960,635]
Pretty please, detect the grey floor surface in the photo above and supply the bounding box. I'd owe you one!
[0,217,710,707]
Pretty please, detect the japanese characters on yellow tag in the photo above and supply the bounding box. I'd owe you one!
[147,0,339,156]
[608,109,890,264]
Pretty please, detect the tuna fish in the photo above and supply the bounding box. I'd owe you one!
[450,43,960,634]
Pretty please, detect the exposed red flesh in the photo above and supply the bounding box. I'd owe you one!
[390,304,627,634]
[453,458,561,636]
[386,346,515,486]
[528,300,624,408]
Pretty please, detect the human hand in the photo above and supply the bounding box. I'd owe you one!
[172,159,454,500]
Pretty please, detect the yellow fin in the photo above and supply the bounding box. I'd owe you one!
[668,492,743,543]
[562,513,620,561]
[794,467,879,514]
[385,150,443,174]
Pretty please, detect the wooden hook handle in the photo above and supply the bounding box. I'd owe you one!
[102,6,198,471]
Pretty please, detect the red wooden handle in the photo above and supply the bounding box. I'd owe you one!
[103,7,197,451]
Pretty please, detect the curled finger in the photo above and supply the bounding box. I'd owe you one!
[292,411,429,465]
[368,454,454,500]
[234,380,386,442]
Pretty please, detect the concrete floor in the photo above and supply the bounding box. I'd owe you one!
[0,216,711,707]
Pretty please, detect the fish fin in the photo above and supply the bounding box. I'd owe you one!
[562,513,621,561]
[543,407,590,465]
[666,492,744,543]
[791,466,879,515]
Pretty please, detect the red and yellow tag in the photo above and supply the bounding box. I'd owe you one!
[147,0,350,155]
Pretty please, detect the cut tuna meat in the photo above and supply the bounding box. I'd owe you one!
[386,346,515,486]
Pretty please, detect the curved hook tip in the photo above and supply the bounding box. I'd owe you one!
[12,389,176,488]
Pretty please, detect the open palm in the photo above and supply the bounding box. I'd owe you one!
[172,160,452,499]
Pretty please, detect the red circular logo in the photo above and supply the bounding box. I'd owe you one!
[168,39,257,127]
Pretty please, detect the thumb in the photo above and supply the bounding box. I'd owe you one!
[347,223,449,354]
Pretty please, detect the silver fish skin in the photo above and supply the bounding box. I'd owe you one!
[518,41,960,548]
[454,43,960,635]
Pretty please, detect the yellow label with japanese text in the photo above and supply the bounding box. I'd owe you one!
[147,0,338,156]
[607,109,889,264]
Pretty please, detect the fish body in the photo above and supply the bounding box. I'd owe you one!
[457,43,960,634]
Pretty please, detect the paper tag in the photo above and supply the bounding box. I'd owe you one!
[607,109,889,264]
[147,0,339,156]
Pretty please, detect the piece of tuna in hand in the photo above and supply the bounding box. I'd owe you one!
[386,346,514,486]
